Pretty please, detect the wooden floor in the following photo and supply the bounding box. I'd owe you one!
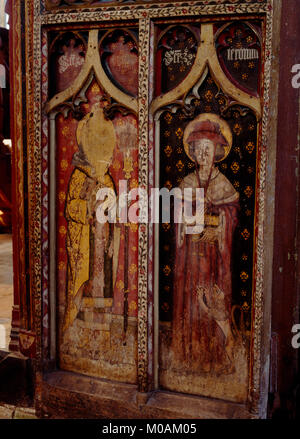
[0,234,13,350]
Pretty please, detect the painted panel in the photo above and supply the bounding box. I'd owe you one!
[155,21,262,402]
[48,28,139,383]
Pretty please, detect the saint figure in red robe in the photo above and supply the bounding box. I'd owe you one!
[172,114,239,375]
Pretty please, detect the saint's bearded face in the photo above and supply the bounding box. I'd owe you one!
[192,138,215,181]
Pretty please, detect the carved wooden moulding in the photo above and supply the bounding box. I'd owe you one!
[43,0,268,12]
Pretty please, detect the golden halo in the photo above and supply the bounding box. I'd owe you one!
[183,113,233,163]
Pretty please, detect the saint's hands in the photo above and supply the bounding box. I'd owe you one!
[198,226,218,242]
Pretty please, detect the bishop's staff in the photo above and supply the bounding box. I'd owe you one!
[115,121,137,345]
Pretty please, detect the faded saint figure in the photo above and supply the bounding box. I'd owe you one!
[62,105,119,333]
[172,114,239,375]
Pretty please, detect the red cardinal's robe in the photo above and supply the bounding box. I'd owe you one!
[171,167,239,374]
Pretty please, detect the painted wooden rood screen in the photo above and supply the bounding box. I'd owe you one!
[10,0,281,418]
